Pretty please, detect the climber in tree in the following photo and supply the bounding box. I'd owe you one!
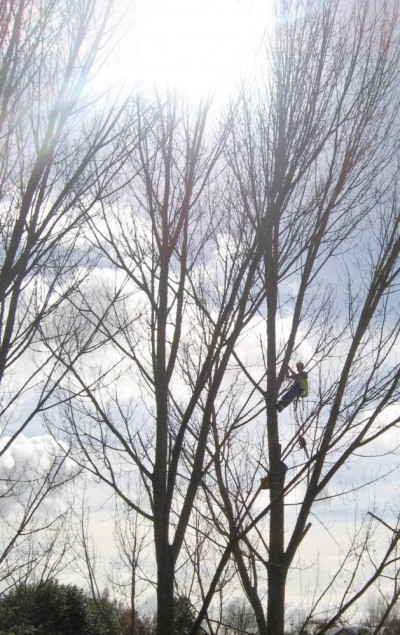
[276,361,308,412]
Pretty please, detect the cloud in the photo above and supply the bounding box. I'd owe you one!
[0,434,77,513]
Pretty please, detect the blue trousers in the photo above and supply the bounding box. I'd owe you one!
[279,382,302,408]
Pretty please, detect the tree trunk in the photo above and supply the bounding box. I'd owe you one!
[266,449,287,634]
[266,556,287,635]
[265,198,287,633]
[156,538,174,635]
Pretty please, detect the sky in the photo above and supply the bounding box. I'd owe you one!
[105,0,272,100]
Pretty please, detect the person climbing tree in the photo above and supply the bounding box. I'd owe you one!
[276,362,308,412]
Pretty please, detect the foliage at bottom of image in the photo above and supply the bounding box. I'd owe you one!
[0,580,129,635]
[0,582,205,635]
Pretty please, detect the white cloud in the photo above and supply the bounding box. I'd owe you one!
[0,434,77,513]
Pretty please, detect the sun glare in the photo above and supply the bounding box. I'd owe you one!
[111,0,272,100]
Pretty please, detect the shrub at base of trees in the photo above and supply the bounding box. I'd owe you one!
[0,580,125,635]
[0,583,204,635]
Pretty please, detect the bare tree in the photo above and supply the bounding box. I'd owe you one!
[43,88,274,635]
[222,599,258,634]
[0,436,78,589]
[0,0,138,583]
[73,492,153,635]
[189,0,400,633]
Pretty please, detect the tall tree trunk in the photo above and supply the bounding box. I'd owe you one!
[266,558,287,635]
[156,540,174,635]
[266,452,287,634]
[265,205,287,634]
[154,239,174,635]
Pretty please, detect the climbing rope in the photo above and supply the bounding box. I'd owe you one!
[293,397,310,458]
